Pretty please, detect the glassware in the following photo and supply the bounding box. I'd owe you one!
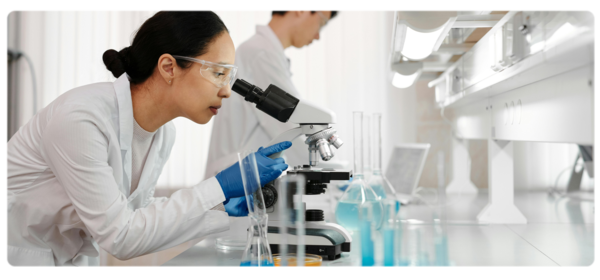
[274,174,307,266]
[215,214,250,251]
[238,152,274,266]
[368,113,400,215]
[433,217,450,266]
[396,214,451,266]
[363,114,372,181]
[359,203,375,266]
[397,219,431,266]
[273,253,322,266]
[382,200,396,266]
[335,112,383,232]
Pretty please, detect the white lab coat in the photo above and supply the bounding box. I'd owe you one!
[205,25,307,179]
[7,73,229,266]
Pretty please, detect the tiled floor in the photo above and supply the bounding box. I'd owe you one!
[164,190,595,266]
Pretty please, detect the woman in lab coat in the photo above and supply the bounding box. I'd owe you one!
[7,11,290,266]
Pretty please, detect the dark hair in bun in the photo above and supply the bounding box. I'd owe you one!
[102,11,228,84]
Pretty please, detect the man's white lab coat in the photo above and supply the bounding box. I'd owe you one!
[7,74,229,266]
[205,25,307,179]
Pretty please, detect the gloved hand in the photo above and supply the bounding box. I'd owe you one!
[224,196,250,217]
[216,141,291,203]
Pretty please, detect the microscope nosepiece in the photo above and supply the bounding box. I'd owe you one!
[309,149,319,166]
[328,134,343,149]
[316,139,333,161]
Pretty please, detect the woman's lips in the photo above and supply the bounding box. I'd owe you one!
[210,107,219,115]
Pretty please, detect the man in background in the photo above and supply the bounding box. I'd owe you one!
[205,11,338,178]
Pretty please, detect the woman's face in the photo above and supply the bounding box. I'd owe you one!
[173,31,235,124]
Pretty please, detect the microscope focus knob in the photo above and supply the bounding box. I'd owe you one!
[305,209,324,222]
[261,183,278,209]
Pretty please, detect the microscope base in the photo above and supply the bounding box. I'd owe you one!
[267,227,351,261]
[269,243,346,261]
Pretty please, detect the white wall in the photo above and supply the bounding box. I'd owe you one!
[8,11,412,192]
[10,11,587,194]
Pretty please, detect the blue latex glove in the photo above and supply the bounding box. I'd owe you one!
[216,141,291,203]
[224,196,250,217]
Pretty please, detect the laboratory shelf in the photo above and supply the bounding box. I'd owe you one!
[433,11,594,110]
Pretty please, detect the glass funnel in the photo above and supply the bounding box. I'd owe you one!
[335,112,383,232]
[368,113,400,214]
[238,152,274,266]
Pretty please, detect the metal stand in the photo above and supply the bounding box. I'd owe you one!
[446,138,478,194]
[477,140,527,224]
[566,154,584,193]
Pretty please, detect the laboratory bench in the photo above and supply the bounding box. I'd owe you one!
[161,235,356,266]
[163,190,594,266]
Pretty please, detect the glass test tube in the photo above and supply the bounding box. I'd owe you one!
[353,111,364,176]
[363,114,372,180]
[372,113,382,172]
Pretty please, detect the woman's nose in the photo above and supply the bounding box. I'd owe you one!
[219,85,231,99]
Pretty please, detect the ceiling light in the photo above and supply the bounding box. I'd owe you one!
[393,18,456,61]
[392,70,422,89]
[391,61,423,89]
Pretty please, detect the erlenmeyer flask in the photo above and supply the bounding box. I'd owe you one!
[335,112,383,231]
[238,152,274,266]
[368,113,400,214]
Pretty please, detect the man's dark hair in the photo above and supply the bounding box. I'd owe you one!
[273,8,339,18]
[103,11,228,84]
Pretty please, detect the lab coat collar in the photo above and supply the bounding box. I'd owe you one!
[114,73,134,151]
[113,73,134,195]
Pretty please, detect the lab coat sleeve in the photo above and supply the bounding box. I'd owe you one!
[40,104,229,260]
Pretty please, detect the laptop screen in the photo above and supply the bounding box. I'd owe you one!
[385,144,430,195]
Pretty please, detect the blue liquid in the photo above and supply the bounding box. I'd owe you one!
[335,201,383,231]
[360,221,374,266]
[383,228,395,266]
[240,260,274,266]
[434,236,449,266]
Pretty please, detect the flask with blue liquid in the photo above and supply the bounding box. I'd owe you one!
[238,152,274,267]
[335,112,383,232]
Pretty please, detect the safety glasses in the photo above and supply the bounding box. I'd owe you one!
[172,55,238,88]
[316,11,329,31]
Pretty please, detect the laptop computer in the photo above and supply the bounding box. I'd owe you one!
[384,143,431,205]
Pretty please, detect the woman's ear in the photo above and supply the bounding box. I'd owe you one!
[158,54,176,85]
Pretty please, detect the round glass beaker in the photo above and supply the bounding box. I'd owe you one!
[335,112,383,232]
[215,215,250,251]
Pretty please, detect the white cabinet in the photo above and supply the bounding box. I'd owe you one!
[433,11,594,224]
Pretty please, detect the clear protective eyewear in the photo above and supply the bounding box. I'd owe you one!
[316,11,329,31]
[172,55,238,88]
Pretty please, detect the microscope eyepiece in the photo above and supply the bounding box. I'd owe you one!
[232,79,263,103]
[231,79,251,96]
[232,79,300,123]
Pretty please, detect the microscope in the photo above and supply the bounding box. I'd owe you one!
[231,79,352,260]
